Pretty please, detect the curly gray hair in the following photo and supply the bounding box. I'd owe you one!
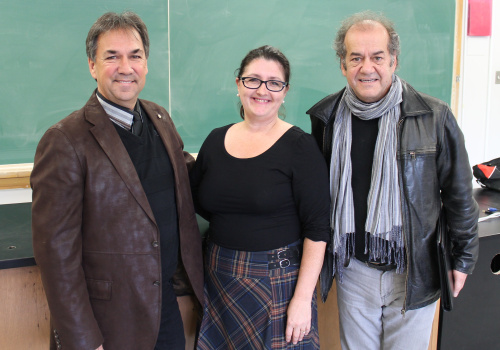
[333,10,400,69]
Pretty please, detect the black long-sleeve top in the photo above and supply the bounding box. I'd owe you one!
[191,124,330,251]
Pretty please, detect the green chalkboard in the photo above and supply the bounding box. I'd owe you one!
[0,0,455,164]
[0,0,170,165]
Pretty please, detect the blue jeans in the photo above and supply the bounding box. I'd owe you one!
[336,258,437,350]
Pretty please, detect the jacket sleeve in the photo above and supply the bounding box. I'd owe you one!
[31,128,104,350]
[310,114,325,153]
[185,150,195,170]
[437,108,479,274]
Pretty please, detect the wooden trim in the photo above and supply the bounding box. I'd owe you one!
[0,163,33,190]
[429,300,441,350]
[451,0,464,116]
[0,266,50,350]
[0,156,198,190]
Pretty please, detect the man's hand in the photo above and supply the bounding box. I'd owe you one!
[452,270,468,297]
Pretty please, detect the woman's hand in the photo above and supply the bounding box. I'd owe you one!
[285,238,326,344]
[285,296,312,344]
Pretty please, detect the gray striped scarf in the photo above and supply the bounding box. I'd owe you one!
[330,74,405,281]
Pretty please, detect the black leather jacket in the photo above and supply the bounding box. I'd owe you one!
[307,79,479,311]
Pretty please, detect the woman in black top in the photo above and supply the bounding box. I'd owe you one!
[191,45,330,349]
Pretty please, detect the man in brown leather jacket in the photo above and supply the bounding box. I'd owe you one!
[31,12,203,350]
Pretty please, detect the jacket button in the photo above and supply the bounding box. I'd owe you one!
[152,241,159,248]
[153,281,160,286]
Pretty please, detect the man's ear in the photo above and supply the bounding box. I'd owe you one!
[88,58,97,81]
[391,55,398,70]
[340,58,347,77]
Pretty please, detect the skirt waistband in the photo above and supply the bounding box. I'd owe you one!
[206,240,302,278]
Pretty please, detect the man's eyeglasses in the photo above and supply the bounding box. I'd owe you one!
[240,77,288,92]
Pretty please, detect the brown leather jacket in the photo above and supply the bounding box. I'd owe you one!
[31,92,203,350]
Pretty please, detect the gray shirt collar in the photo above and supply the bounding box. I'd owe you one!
[96,90,142,130]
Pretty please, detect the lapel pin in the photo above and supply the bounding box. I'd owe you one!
[157,113,162,119]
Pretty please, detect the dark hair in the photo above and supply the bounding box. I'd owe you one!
[235,45,291,119]
[334,10,400,69]
[86,11,150,61]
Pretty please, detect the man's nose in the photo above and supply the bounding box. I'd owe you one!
[359,58,375,73]
[117,57,133,74]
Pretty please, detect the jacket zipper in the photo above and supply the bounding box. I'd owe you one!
[398,117,410,316]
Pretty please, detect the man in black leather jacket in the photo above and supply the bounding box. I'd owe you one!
[308,11,478,350]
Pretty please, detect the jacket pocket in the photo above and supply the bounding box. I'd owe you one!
[399,147,436,160]
[86,278,112,300]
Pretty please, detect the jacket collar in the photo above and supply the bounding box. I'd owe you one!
[307,78,433,123]
[398,79,433,117]
[306,88,345,125]
[83,91,156,224]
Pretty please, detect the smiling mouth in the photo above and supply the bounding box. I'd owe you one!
[253,98,270,103]
[360,78,378,83]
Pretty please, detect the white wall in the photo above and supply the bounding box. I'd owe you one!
[0,188,32,205]
[459,0,500,176]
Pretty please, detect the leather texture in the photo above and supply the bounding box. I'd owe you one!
[308,79,479,311]
[31,92,203,350]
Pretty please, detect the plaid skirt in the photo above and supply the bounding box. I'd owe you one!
[197,240,319,350]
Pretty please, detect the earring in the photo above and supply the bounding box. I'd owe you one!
[282,100,285,104]
[237,93,240,97]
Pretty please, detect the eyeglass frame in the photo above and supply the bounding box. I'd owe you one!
[240,76,289,92]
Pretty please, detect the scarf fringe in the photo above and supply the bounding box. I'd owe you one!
[334,232,355,282]
[320,230,406,302]
[365,226,406,274]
